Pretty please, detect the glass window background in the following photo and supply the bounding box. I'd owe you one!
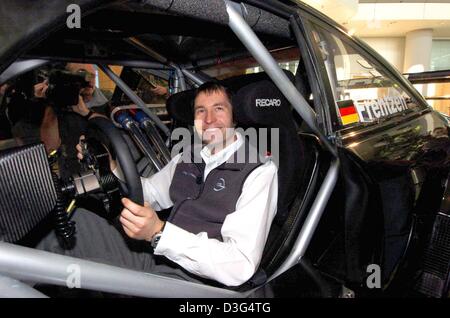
[431,40,450,71]
[426,40,450,116]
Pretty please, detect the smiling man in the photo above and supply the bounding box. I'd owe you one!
[41,82,278,287]
[115,82,279,286]
[193,83,236,152]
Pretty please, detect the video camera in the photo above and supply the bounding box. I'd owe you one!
[38,69,92,111]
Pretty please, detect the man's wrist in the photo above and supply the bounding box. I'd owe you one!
[155,221,166,236]
[150,221,166,248]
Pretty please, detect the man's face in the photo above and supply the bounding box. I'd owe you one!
[66,63,96,100]
[194,89,234,145]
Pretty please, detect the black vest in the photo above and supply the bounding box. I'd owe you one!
[168,140,264,241]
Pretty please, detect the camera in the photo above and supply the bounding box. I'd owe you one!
[39,69,92,111]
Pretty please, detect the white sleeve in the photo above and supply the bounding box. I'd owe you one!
[112,154,181,211]
[154,160,278,286]
[141,153,181,210]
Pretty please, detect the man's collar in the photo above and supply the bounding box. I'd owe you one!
[200,131,243,165]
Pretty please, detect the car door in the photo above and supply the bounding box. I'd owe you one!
[296,10,449,294]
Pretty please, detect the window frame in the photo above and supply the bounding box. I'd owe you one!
[300,14,432,139]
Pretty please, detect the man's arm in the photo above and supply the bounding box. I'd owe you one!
[140,154,180,210]
[40,106,61,153]
[154,160,278,286]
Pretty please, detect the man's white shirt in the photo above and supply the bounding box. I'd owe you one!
[115,132,278,286]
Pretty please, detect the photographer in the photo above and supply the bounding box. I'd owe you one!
[35,63,109,179]
[2,71,47,145]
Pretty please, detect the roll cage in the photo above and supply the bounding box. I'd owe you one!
[0,0,342,297]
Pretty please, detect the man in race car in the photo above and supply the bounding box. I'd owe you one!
[40,82,278,287]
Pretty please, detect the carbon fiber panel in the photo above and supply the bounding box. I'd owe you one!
[0,143,56,242]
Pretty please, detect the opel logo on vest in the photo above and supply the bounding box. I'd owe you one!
[213,178,226,192]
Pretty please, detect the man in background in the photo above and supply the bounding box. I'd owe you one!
[34,63,108,179]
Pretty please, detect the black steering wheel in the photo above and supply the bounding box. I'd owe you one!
[87,116,144,205]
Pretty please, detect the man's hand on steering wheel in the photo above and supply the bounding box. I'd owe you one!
[76,116,145,221]
[76,136,162,241]
[120,198,165,241]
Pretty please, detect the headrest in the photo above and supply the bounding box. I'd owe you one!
[231,79,292,129]
[166,71,295,127]
[166,89,195,127]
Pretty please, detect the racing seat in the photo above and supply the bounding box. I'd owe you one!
[228,77,321,288]
[166,72,320,288]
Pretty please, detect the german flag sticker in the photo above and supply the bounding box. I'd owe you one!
[337,100,360,125]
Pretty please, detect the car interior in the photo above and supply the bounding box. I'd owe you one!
[0,1,338,297]
[2,0,443,298]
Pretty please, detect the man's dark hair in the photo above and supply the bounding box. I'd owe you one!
[194,82,233,106]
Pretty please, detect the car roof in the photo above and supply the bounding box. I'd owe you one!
[0,0,308,71]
